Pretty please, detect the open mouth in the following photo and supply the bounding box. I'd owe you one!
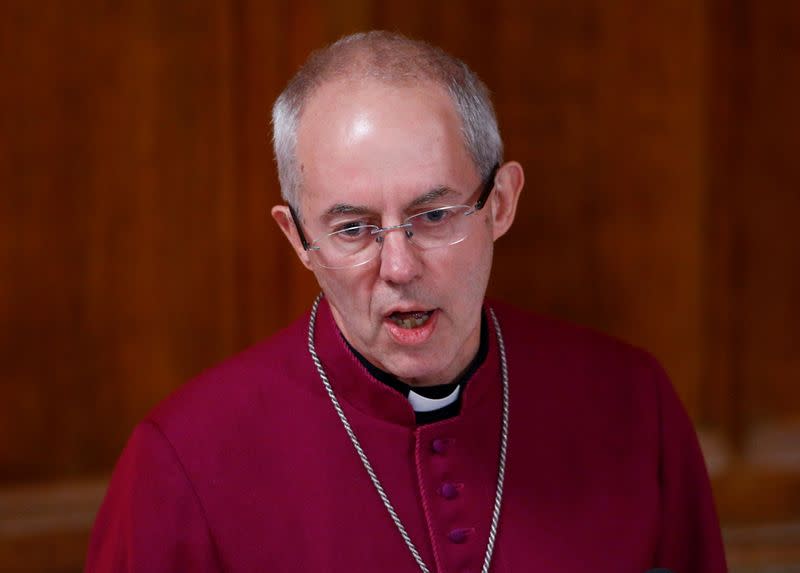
[388,310,433,329]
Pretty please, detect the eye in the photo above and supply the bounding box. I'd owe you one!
[332,221,371,240]
[418,208,451,224]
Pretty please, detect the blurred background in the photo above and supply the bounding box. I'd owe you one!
[1,1,798,571]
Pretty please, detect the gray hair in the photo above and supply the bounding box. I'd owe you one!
[271,31,503,211]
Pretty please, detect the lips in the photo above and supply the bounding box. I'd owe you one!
[383,308,439,345]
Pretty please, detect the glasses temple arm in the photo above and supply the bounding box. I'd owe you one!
[289,205,312,251]
[473,163,500,211]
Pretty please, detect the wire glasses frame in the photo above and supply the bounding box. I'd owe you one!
[289,163,500,269]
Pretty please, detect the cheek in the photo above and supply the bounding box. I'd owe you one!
[456,227,494,273]
[314,267,373,311]
[432,238,493,301]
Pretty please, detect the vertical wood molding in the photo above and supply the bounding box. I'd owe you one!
[704,0,800,493]
[704,0,752,451]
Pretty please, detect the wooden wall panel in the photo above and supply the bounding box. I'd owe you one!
[229,0,296,346]
[1,0,799,571]
[704,0,800,530]
[733,1,800,429]
[1,1,260,482]
[486,0,708,413]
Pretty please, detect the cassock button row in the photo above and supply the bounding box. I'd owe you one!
[438,482,460,499]
[431,438,451,454]
[447,527,473,544]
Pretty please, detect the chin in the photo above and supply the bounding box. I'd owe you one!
[382,354,448,386]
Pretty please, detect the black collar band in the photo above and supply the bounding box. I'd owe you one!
[342,312,489,423]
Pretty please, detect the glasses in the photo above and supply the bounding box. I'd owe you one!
[290,164,499,269]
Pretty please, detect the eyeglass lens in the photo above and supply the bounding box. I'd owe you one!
[311,205,475,269]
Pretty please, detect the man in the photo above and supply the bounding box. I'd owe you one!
[86,31,727,572]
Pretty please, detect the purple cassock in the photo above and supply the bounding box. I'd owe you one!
[86,298,727,572]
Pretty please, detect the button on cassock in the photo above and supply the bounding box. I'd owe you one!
[431,437,451,454]
[438,482,459,499]
[447,527,473,544]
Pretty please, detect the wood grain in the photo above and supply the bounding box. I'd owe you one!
[1,0,798,570]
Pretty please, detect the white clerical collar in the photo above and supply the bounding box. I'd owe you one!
[407,385,461,413]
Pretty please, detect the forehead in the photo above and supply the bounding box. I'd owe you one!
[295,78,479,213]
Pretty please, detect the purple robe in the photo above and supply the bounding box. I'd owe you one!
[86,299,727,572]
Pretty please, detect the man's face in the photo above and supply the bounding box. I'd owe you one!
[289,79,497,386]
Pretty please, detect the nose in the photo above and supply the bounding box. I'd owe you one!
[377,226,422,284]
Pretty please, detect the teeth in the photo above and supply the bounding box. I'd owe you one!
[391,311,431,328]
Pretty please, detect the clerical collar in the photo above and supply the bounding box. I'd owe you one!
[342,311,489,425]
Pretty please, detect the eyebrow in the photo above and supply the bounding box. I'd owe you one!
[321,185,458,219]
[324,203,374,217]
[407,185,456,209]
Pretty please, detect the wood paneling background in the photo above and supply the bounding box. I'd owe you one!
[1,1,798,571]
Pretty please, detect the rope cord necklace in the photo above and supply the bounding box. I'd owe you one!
[306,294,509,573]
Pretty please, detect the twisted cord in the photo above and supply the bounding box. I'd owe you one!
[307,295,430,573]
[481,308,509,573]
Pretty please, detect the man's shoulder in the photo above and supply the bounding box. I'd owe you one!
[144,310,315,439]
[488,299,663,381]
[488,300,672,440]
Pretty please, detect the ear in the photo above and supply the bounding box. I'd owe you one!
[489,161,524,241]
[271,205,314,270]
